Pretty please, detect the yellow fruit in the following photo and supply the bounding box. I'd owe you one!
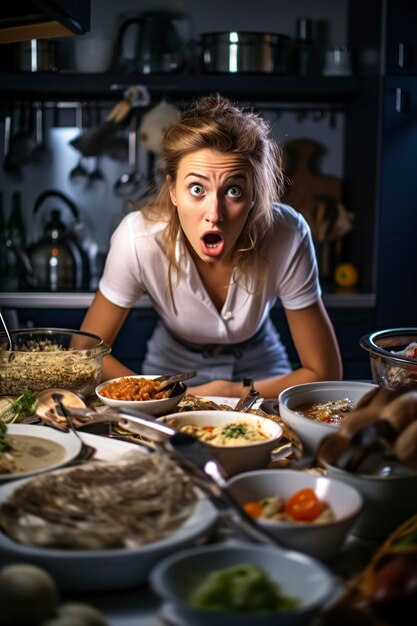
[334,263,359,288]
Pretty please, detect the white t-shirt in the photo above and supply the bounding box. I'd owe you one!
[99,203,321,345]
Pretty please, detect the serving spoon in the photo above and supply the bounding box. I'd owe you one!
[0,311,15,362]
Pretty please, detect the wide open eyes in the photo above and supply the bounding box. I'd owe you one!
[189,184,205,197]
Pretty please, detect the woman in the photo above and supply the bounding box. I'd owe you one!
[80,94,342,398]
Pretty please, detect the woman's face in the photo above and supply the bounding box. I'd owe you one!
[169,148,254,265]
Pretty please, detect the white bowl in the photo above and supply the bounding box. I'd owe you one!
[96,375,186,416]
[278,381,377,454]
[159,411,283,476]
[150,542,336,626]
[0,446,218,592]
[226,470,363,561]
[325,462,417,540]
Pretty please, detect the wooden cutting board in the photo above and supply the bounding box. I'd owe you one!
[283,138,343,233]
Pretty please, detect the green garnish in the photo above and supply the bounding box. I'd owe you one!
[189,563,299,614]
[0,388,38,424]
[221,424,248,439]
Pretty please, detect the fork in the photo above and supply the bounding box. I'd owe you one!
[52,394,96,463]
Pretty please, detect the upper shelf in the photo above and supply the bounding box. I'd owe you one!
[0,71,361,102]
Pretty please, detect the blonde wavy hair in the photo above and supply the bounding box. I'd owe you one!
[140,94,285,304]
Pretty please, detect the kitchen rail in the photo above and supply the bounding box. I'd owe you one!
[0,292,376,310]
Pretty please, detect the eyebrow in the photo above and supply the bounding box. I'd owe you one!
[184,172,248,181]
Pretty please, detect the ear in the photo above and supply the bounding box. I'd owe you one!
[167,175,177,206]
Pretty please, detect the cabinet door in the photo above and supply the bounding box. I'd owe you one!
[270,307,374,380]
[385,0,417,73]
[376,77,417,327]
[111,308,160,373]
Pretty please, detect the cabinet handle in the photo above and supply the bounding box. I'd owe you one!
[398,43,405,68]
[395,87,403,113]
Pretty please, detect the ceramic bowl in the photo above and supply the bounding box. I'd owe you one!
[360,328,417,390]
[159,410,283,476]
[0,327,110,397]
[278,381,377,454]
[226,469,363,561]
[324,461,417,540]
[150,542,336,626]
[95,375,186,416]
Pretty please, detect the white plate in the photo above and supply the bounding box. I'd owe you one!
[0,433,218,593]
[0,424,82,483]
[96,374,186,416]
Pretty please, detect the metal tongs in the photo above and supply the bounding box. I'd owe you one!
[101,406,281,547]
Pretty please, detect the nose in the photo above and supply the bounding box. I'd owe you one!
[205,195,224,224]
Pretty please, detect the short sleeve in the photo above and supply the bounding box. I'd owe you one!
[98,214,145,308]
[276,208,321,309]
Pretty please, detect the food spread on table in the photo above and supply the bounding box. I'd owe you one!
[0,380,416,625]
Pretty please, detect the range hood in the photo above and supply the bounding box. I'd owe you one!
[0,1,90,44]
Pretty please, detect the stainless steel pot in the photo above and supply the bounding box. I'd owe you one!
[201,32,292,74]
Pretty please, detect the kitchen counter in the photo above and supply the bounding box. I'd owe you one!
[0,291,376,309]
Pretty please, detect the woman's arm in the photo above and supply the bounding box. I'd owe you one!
[80,290,136,381]
[188,299,342,399]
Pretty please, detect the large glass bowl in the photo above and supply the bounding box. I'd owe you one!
[0,328,111,397]
[360,328,417,390]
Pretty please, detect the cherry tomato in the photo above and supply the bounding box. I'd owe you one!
[243,501,263,518]
[284,488,326,522]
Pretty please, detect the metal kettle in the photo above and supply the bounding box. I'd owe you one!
[9,190,91,291]
[116,10,187,74]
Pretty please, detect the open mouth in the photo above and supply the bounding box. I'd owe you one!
[202,233,223,249]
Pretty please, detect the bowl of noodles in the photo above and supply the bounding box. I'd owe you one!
[96,374,186,416]
[0,443,218,592]
[159,410,283,476]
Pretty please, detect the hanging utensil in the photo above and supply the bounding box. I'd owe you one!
[30,102,48,164]
[69,104,89,186]
[9,103,35,164]
[3,112,22,180]
[113,109,146,199]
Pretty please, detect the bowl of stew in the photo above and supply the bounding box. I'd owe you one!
[159,410,283,476]
[96,375,186,416]
[278,381,377,454]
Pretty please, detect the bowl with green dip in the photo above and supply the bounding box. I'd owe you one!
[150,542,336,625]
